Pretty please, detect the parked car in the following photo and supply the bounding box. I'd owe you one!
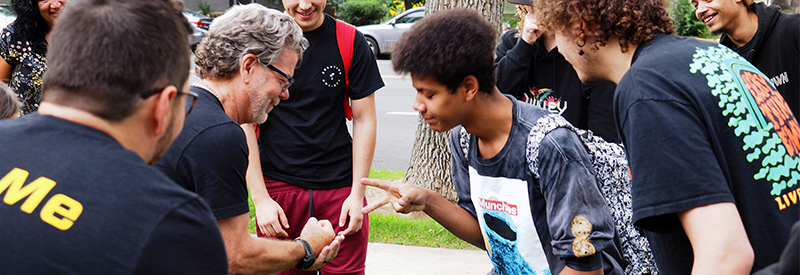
[357,6,425,57]
[183,10,213,30]
[184,15,206,51]
[0,6,16,27]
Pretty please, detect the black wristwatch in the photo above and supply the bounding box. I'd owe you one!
[295,238,315,270]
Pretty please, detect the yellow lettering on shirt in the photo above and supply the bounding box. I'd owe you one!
[1,168,55,213]
[775,187,800,211]
[1,168,83,230]
[775,196,787,210]
[40,194,83,230]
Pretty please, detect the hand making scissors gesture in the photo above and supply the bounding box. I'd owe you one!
[359,178,428,215]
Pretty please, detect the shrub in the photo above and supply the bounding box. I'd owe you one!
[503,14,518,29]
[197,1,211,16]
[338,0,390,26]
[670,0,711,38]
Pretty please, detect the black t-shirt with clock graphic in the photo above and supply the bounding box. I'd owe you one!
[258,13,384,190]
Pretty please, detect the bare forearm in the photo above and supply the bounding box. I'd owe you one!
[351,96,377,197]
[219,214,304,274]
[241,123,270,202]
[679,202,754,274]
[229,237,305,274]
[422,190,485,249]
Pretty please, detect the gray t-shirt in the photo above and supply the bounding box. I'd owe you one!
[451,96,623,274]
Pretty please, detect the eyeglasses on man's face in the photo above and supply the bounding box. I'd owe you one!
[267,64,295,93]
[141,88,199,116]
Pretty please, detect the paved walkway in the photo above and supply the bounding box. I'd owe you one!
[365,243,494,275]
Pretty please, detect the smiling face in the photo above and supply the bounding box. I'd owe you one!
[38,0,67,29]
[411,75,466,132]
[282,0,326,32]
[247,50,298,124]
[693,0,744,34]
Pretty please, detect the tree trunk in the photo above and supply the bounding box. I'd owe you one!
[403,116,457,202]
[403,0,505,203]
[424,0,506,40]
[404,0,414,11]
[767,0,800,13]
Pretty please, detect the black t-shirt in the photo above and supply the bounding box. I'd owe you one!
[731,35,757,58]
[258,14,384,189]
[720,3,800,116]
[616,33,800,273]
[0,114,227,274]
[156,86,250,220]
[494,31,619,143]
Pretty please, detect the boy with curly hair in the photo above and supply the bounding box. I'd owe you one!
[533,0,800,273]
[362,8,625,275]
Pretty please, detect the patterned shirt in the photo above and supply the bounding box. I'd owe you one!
[0,24,47,115]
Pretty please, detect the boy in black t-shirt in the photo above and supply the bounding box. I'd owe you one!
[534,0,800,273]
[246,0,384,274]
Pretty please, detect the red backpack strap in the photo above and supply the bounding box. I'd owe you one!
[335,19,356,120]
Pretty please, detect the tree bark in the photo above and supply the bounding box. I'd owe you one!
[767,0,800,13]
[425,0,506,39]
[402,0,505,203]
[404,116,457,202]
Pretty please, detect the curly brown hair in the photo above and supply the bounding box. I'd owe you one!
[534,0,675,53]
[514,5,528,38]
[392,8,496,94]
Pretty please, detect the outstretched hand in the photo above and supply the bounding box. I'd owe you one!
[360,178,428,214]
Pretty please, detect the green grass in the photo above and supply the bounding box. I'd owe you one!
[247,170,479,251]
[368,169,406,181]
[368,212,480,250]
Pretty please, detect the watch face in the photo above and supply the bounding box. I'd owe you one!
[296,239,315,270]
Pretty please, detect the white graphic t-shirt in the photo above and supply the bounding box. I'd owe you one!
[469,167,550,274]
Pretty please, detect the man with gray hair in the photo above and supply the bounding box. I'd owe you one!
[156,4,343,274]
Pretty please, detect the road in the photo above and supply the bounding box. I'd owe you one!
[368,59,418,171]
[190,58,418,172]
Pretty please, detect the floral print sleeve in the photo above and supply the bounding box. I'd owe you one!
[0,25,47,115]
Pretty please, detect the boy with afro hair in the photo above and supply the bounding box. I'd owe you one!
[361,8,625,275]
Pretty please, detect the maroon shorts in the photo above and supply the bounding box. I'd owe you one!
[257,177,368,275]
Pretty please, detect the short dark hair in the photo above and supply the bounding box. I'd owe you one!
[42,0,192,121]
[535,0,675,53]
[392,8,496,94]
